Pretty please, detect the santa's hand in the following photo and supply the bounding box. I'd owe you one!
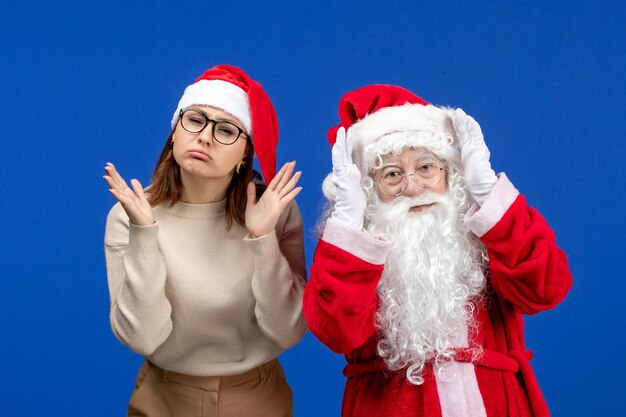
[451,108,498,206]
[330,127,367,230]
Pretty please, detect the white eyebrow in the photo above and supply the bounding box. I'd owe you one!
[380,152,440,168]
[379,161,402,170]
[412,151,440,162]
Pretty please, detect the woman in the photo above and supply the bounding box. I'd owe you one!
[103,65,306,417]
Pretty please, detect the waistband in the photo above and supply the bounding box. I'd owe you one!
[342,348,529,377]
[343,348,549,417]
[147,359,279,391]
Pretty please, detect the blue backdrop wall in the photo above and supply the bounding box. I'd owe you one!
[1,1,624,415]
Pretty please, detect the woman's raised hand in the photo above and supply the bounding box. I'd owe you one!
[245,161,302,238]
[103,162,155,226]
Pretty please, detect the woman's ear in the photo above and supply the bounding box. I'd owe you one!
[170,131,177,148]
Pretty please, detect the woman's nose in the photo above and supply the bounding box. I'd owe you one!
[197,124,214,144]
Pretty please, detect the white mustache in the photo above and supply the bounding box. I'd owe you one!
[390,193,448,213]
[368,191,455,233]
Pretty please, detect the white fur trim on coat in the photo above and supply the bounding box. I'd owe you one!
[464,173,519,237]
[322,218,391,265]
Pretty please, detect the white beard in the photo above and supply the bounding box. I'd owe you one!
[367,191,487,385]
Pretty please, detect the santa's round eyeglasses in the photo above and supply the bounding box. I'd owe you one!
[375,162,445,197]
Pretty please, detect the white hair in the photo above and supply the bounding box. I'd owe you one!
[363,149,488,385]
[317,126,490,384]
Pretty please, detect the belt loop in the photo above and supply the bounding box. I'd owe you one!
[161,368,169,383]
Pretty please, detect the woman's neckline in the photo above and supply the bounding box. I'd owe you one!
[165,199,227,219]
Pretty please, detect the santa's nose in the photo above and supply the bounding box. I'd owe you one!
[402,177,424,197]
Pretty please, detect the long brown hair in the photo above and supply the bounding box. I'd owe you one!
[147,130,265,230]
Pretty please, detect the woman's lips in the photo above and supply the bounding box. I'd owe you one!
[188,150,211,161]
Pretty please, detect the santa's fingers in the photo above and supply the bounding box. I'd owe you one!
[332,128,347,167]
[344,127,355,163]
[452,108,485,146]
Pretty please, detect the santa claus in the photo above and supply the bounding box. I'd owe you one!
[303,85,572,417]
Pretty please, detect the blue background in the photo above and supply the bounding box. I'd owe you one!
[1,0,624,415]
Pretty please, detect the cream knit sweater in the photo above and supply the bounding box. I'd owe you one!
[104,198,307,376]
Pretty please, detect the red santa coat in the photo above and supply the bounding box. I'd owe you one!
[304,175,572,417]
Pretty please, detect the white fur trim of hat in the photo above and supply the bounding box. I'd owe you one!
[322,104,460,202]
[351,103,457,174]
[170,79,252,133]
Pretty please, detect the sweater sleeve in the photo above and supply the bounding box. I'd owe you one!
[303,218,391,354]
[244,201,307,349]
[465,174,573,314]
[104,203,173,355]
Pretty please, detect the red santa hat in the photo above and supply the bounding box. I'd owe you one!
[171,64,279,183]
[323,84,458,200]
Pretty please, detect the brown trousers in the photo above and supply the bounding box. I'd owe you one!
[127,359,293,417]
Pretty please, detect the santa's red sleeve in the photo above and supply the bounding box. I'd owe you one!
[465,173,573,315]
[303,218,391,354]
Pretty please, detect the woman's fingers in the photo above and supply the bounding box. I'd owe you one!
[278,170,302,198]
[107,186,120,199]
[103,174,115,189]
[104,167,127,203]
[271,161,296,192]
[130,178,146,200]
[267,162,287,191]
[104,162,155,226]
[105,162,129,191]
[280,187,303,207]
[245,181,257,208]
[268,161,295,191]
[104,163,119,186]
[276,161,296,191]
[108,186,129,206]
[104,162,135,205]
